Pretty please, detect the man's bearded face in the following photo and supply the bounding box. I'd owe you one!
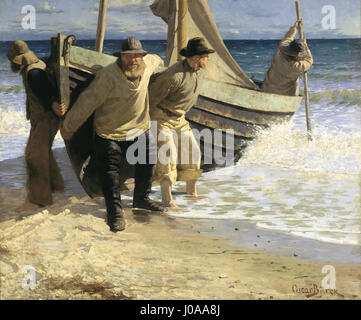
[198,54,209,69]
[120,53,144,79]
[188,54,209,71]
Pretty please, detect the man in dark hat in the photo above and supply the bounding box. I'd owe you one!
[7,40,65,212]
[262,20,313,96]
[60,37,164,232]
[149,37,215,208]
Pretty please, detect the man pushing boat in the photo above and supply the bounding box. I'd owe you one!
[262,20,313,96]
[7,40,65,212]
[60,37,164,232]
[149,37,215,208]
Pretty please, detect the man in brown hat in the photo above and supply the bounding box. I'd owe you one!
[262,20,313,96]
[60,37,164,232]
[7,40,65,212]
[149,37,215,208]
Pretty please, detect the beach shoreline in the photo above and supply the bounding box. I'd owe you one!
[0,187,360,300]
[1,147,360,300]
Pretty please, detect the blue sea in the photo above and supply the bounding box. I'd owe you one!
[0,39,360,247]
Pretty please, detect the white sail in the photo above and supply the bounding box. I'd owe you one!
[150,0,259,90]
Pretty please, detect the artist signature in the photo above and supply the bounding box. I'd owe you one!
[292,284,344,298]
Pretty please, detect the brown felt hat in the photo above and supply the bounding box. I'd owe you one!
[180,37,215,57]
[113,37,148,57]
[7,40,38,65]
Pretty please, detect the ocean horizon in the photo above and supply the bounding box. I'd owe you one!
[1,37,360,42]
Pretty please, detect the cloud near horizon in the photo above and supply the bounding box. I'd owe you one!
[0,0,359,41]
[37,1,64,14]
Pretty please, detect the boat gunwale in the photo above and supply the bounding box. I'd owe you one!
[197,95,296,117]
[200,78,303,113]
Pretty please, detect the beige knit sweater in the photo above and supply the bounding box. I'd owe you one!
[63,54,163,140]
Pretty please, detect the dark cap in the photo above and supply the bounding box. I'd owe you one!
[282,40,306,58]
[113,37,148,57]
[179,37,215,58]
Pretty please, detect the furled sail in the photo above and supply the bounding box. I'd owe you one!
[150,0,259,90]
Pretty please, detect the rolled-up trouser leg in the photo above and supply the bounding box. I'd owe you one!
[153,127,178,185]
[176,128,202,181]
[94,135,123,219]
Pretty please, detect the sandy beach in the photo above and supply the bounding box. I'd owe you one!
[0,178,360,300]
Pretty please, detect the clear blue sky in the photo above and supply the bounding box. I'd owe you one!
[0,0,360,41]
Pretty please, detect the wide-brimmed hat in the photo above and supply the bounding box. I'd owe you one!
[113,37,148,57]
[7,40,39,65]
[281,39,306,58]
[180,37,215,57]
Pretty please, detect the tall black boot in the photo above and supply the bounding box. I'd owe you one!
[133,163,164,212]
[96,136,126,232]
[102,171,126,232]
[104,192,125,232]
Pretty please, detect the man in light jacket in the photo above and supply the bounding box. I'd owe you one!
[149,37,214,208]
[262,20,313,96]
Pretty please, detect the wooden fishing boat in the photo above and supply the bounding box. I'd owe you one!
[50,0,303,196]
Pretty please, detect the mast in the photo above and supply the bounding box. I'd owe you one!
[177,0,188,61]
[95,0,108,52]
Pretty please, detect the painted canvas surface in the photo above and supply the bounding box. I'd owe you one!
[0,0,360,302]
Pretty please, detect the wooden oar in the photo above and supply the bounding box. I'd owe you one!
[295,1,312,141]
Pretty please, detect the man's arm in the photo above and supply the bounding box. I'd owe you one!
[149,72,171,108]
[149,71,180,108]
[290,43,314,75]
[61,69,113,140]
[280,20,301,47]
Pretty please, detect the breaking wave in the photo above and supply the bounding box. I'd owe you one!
[238,121,361,176]
[309,89,361,107]
[0,85,24,93]
[0,109,29,134]
[309,73,360,80]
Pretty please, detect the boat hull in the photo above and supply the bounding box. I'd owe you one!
[187,80,302,168]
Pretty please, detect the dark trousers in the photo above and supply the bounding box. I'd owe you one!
[25,113,64,206]
[94,130,155,218]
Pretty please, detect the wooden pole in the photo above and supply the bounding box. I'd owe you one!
[95,0,108,53]
[295,1,312,141]
[177,0,188,61]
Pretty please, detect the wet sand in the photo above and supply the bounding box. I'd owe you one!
[0,149,360,300]
[0,188,360,300]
